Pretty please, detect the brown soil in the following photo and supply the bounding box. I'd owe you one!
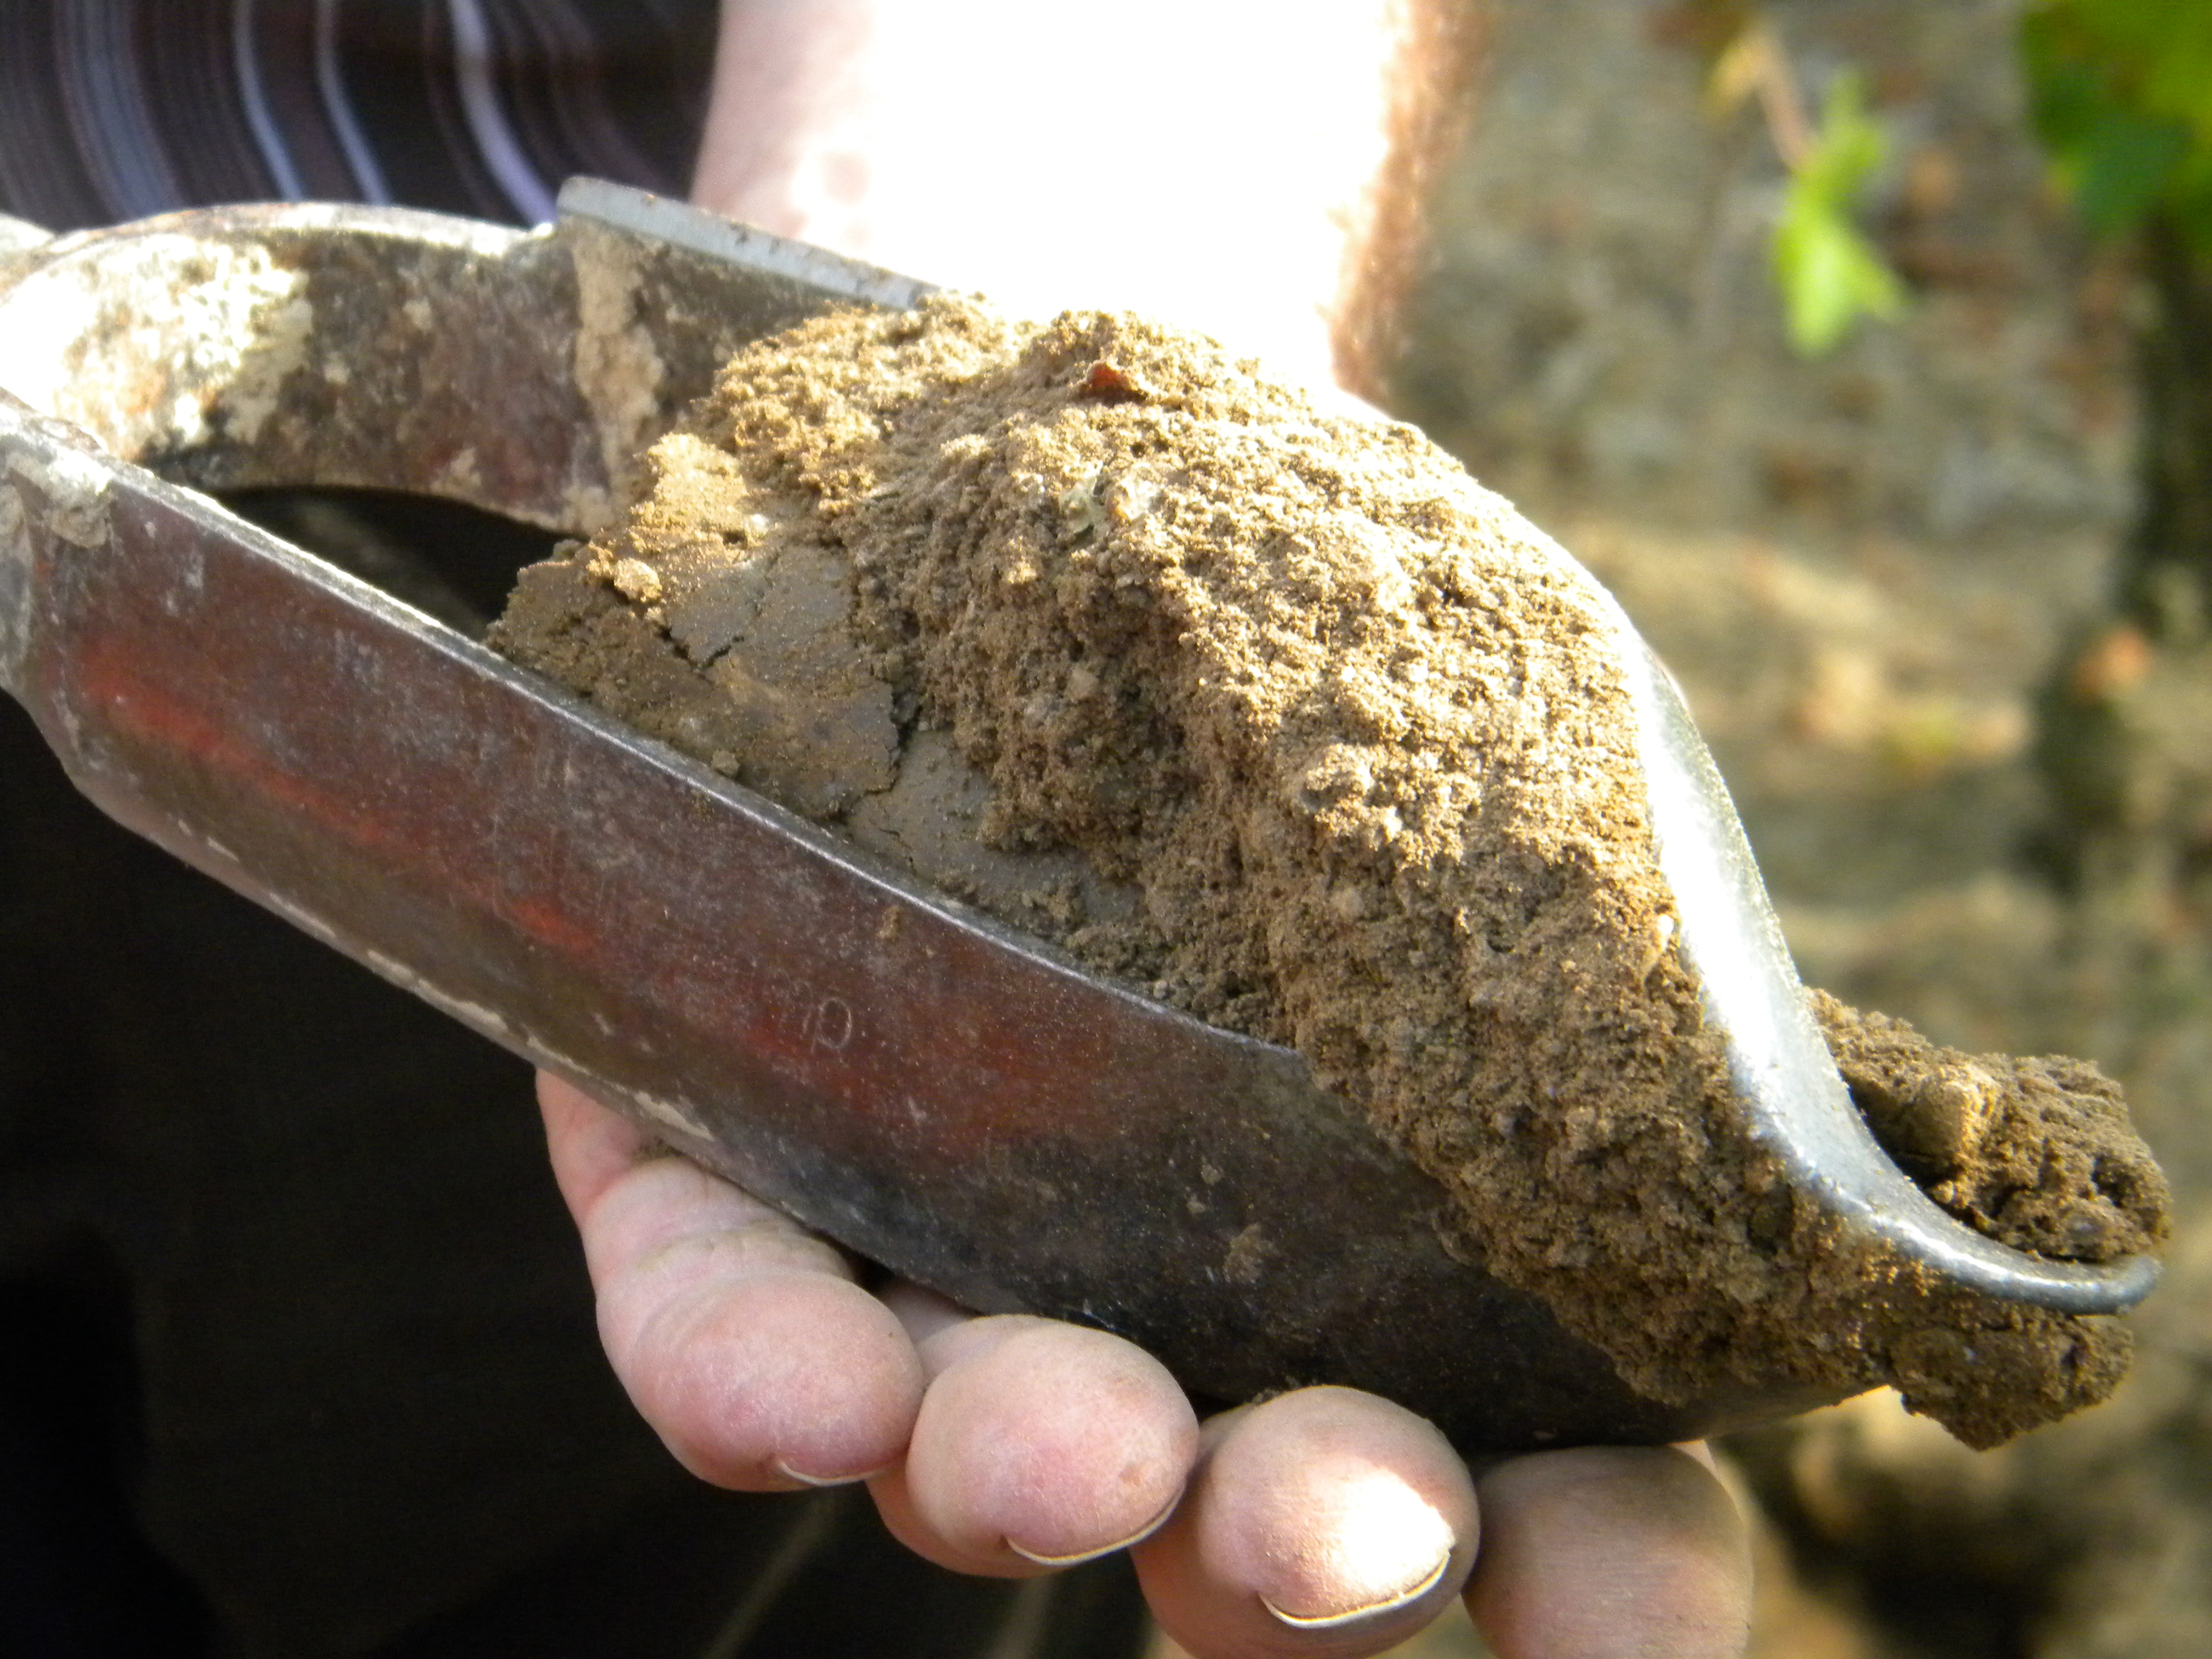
[1814,990,2162,1262]
[491,295,2165,1447]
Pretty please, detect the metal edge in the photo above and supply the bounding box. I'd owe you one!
[556,177,936,310]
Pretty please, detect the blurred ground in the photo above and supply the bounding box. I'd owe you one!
[1238,0,2212,1654]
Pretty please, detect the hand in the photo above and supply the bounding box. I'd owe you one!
[540,1073,1751,1658]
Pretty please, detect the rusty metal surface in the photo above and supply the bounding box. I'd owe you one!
[0,215,48,286]
[0,187,923,541]
[0,184,2154,1454]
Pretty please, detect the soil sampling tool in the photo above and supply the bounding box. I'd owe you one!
[0,183,2157,1455]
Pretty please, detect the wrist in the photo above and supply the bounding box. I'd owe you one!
[692,0,1406,391]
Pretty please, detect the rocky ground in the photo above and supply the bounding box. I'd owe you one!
[1324,1,2212,1654]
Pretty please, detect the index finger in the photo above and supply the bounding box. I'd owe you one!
[538,1073,927,1489]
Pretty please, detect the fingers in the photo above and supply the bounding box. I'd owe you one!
[1131,1387,1477,1659]
[544,1074,1199,1567]
[1463,1444,1752,1659]
[538,1063,655,1221]
[543,1074,1743,1659]
[871,1315,1200,1577]
[538,1073,925,1489]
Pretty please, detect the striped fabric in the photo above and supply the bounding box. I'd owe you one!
[0,0,717,233]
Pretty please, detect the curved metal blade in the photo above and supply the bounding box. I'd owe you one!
[0,184,2155,1460]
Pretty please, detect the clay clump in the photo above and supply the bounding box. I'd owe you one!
[491,294,2167,1447]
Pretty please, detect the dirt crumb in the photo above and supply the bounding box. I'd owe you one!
[490,293,2168,1447]
[1814,990,2163,1262]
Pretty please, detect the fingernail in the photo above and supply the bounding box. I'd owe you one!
[770,1456,892,1489]
[1005,1492,1181,1566]
[1259,1548,1454,1629]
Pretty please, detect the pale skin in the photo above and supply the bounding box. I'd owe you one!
[541,4,1755,1655]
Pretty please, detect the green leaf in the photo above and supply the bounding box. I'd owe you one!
[2022,0,2212,252]
[1771,71,1905,355]
[2072,109,2191,238]
[1797,70,1888,205]
[1775,199,1905,355]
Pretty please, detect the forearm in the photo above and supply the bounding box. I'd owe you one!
[692,0,1477,395]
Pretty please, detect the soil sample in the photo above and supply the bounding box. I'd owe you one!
[491,295,2167,1447]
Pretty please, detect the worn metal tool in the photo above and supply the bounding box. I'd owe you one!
[0,183,2156,1454]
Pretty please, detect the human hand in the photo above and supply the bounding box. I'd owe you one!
[541,1073,1751,1658]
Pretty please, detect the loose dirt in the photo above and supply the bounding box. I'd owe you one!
[491,295,2166,1446]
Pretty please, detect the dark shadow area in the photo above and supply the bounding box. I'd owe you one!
[0,1263,215,1658]
[221,487,566,637]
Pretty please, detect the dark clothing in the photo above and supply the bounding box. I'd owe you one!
[0,6,1147,1654]
[0,0,712,232]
